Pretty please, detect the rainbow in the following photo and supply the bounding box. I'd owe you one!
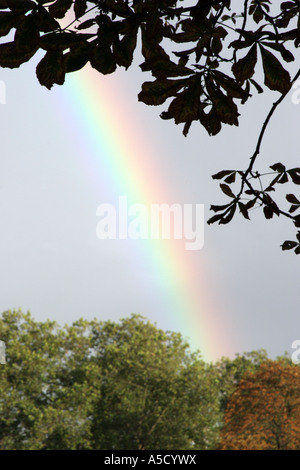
[56,64,235,362]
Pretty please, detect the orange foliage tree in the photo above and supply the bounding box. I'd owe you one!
[220,361,300,450]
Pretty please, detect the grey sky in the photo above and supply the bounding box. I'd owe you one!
[0,13,299,362]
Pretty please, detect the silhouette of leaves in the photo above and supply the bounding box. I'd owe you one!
[0,0,299,253]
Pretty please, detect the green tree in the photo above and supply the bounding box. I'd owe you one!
[0,309,100,449]
[89,315,221,449]
[214,349,269,413]
[0,0,300,253]
[0,310,220,449]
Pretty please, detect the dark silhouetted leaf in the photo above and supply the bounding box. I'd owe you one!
[138,78,189,106]
[74,0,87,19]
[213,70,250,100]
[280,47,294,63]
[263,193,280,217]
[160,111,173,120]
[261,41,295,63]
[0,12,15,37]
[64,42,91,73]
[49,0,73,19]
[15,13,40,52]
[294,215,300,228]
[199,107,222,136]
[90,42,116,75]
[210,203,231,212]
[263,205,274,219]
[183,121,192,137]
[260,45,291,93]
[245,198,257,210]
[219,205,237,224]
[6,0,35,14]
[281,240,298,251]
[278,173,289,184]
[286,194,300,204]
[207,212,225,225]
[225,172,236,184]
[229,39,253,50]
[220,183,235,198]
[113,23,139,69]
[206,76,239,126]
[270,162,286,172]
[167,78,203,129]
[40,32,94,51]
[35,6,60,33]
[36,50,65,89]
[249,78,263,94]
[77,19,96,31]
[212,170,235,180]
[288,168,300,185]
[0,41,37,68]
[232,44,257,83]
[289,205,300,214]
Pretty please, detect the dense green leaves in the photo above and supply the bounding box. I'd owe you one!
[0,310,221,450]
[1,310,297,450]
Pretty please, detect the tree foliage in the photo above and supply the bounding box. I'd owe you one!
[0,309,299,450]
[0,309,100,449]
[0,1,300,251]
[89,315,220,450]
[0,310,220,450]
[220,361,300,450]
[214,349,269,412]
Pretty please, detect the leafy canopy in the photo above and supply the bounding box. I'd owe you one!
[220,361,300,449]
[1,0,300,252]
[0,309,298,450]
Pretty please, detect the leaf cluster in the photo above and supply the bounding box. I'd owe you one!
[0,1,297,132]
[208,162,300,253]
[1,1,300,253]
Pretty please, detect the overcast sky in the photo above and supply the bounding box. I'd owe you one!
[0,7,299,362]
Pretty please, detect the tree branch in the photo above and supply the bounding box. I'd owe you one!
[241,68,300,194]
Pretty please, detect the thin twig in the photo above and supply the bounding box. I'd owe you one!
[240,68,300,196]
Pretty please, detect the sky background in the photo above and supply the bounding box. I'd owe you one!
[0,7,299,362]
